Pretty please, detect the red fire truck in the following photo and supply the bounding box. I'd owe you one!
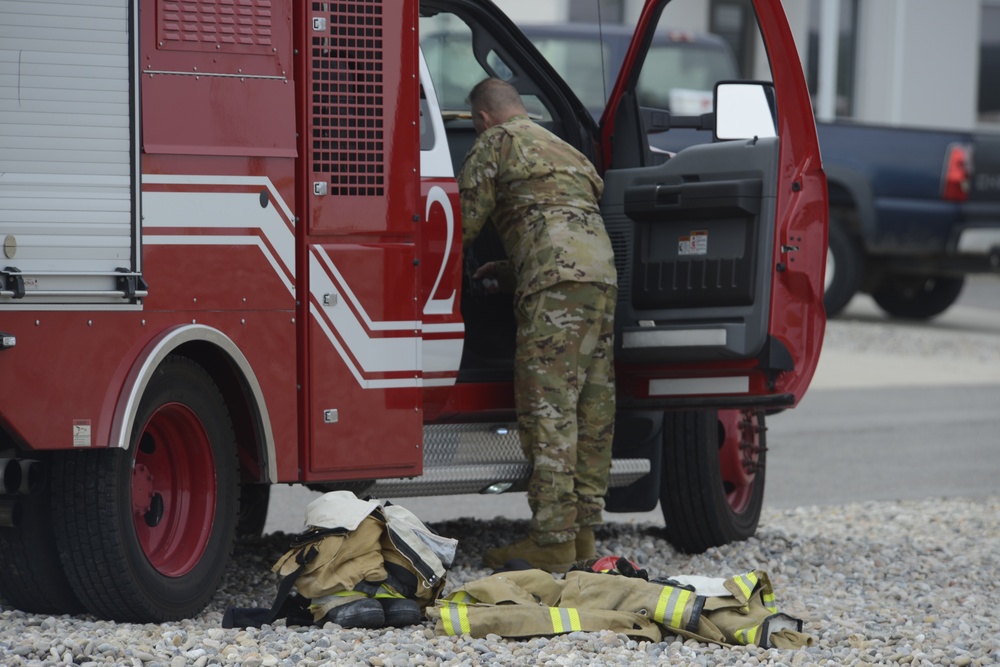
[0,0,826,621]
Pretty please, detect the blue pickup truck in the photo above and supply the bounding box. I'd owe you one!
[491,22,1000,319]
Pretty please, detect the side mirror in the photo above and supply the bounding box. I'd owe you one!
[714,82,777,141]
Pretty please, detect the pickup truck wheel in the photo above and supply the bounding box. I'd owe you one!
[51,356,239,622]
[0,475,85,615]
[872,275,965,319]
[660,409,765,553]
[824,217,863,317]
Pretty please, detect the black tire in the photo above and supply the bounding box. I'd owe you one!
[236,482,271,538]
[824,216,864,317]
[52,356,239,622]
[871,275,965,320]
[659,409,766,553]
[0,470,85,615]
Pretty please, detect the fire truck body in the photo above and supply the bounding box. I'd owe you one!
[0,0,827,621]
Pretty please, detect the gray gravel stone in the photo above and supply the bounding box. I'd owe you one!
[2,496,999,666]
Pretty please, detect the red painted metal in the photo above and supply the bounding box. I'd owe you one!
[752,0,828,407]
[0,0,824,485]
[717,409,761,514]
[132,403,216,577]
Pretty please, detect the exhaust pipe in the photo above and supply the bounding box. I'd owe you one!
[0,500,22,528]
[0,458,44,495]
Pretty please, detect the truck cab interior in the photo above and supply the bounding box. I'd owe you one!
[420,1,600,381]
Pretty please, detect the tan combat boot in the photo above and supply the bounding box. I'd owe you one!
[483,537,576,573]
[576,526,596,561]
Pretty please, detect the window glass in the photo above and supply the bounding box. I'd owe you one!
[637,41,741,112]
[633,0,768,114]
[420,15,484,111]
[419,86,434,151]
[419,12,550,121]
[529,36,614,114]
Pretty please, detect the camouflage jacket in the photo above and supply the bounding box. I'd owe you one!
[458,115,617,301]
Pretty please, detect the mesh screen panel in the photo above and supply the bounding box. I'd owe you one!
[311,1,386,197]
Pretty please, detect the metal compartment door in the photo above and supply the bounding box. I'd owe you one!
[302,0,424,480]
[0,1,140,304]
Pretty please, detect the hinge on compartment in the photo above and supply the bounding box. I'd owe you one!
[757,335,795,390]
[2,267,24,299]
[116,268,148,299]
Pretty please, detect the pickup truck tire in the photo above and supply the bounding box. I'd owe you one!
[871,275,965,320]
[659,409,765,553]
[0,477,85,615]
[51,356,239,622]
[824,215,864,317]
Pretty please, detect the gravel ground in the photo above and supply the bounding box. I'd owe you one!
[2,496,999,666]
[2,315,999,666]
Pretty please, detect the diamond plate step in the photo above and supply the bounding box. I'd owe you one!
[367,423,651,498]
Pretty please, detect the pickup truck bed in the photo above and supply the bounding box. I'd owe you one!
[821,122,1000,318]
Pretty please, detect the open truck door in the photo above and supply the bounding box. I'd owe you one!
[596,0,827,550]
[419,0,825,553]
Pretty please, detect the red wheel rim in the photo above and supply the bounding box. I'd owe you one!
[131,403,217,577]
[717,409,760,514]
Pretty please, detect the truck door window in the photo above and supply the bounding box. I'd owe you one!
[529,36,614,115]
[420,85,435,151]
[419,13,551,121]
[637,40,742,112]
[635,0,770,115]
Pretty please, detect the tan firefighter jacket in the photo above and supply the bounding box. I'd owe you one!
[427,568,814,649]
[272,491,457,621]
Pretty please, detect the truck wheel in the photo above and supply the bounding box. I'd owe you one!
[872,275,965,320]
[236,482,271,538]
[0,477,85,615]
[824,216,863,317]
[52,356,239,622]
[660,409,765,553]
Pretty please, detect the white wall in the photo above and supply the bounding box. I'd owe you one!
[855,0,979,129]
[492,0,569,23]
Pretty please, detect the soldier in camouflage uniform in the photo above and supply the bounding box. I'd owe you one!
[458,78,618,573]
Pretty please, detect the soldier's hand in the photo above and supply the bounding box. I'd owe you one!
[472,262,502,294]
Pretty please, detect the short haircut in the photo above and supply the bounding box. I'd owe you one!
[467,78,526,115]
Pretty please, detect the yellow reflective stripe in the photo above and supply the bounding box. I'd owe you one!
[549,607,581,633]
[441,603,470,636]
[375,584,404,599]
[653,586,692,629]
[332,590,367,598]
[763,591,777,613]
[446,591,476,604]
[735,624,760,646]
[733,572,757,600]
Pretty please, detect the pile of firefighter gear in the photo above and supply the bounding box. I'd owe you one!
[428,560,814,648]
[223,491,456,630]
[225,492,813,649]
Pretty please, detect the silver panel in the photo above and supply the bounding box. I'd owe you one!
[0,1,137,298]
[366,423,651,498]
[649,376,750,396]
[623,328,728,348]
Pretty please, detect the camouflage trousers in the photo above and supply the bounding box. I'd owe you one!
[514,281,617,546]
